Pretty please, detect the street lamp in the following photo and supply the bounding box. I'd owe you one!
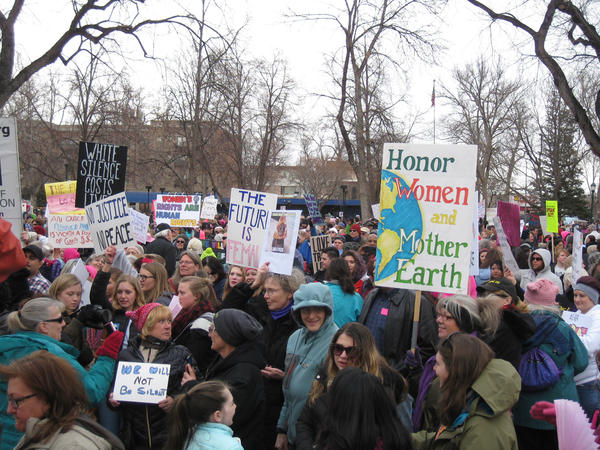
[145,185,152,213]
[592,181,597,223]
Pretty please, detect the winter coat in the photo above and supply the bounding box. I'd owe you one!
[116,335,191,449]
[519,248,564,294]
[277,283,338,444]
[204,341,267,450]
[14,415,124,450]
[0,332,116,450]
[411,358,520,450]
[512,309,588,430]
[172,313,216,376]
[485,306,536,369]
[572,304,600,385]
[144,236,177,277]
[185,423,243,450]
[325,281,363,327]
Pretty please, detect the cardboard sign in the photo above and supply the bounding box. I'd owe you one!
[572,229,583,285]
[303,194,323,224]
[200,195,218,220]
[375,144,477,294]
[497,201,521,246]
[85,192,135,252]
[47,213,93,248]
[75,141,127,208]
[45,181,78,213]
[112,361,170,404]
[259,210,301,275]
[562,311,593,338]
[227,188,278,268]
[129,208,149,244]
[546,200,559,233]
[371,204,380,220]
[310,235,332,273]
[0,117,22,236]
[155,194,202,228]
[493,216,521,276]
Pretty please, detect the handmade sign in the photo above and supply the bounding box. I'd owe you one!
[155,194,202,228]
[258,210,301,275]
[371,204,380,220]
[540,216,548,236]
[303,194,323,224]
[0,117,22,235]
[129,208,149,244]
[310,235,332,273]
[85,192,135,252]
[47,213,93,248]
[45,181,78,214]
[562,311,593,338]
[227,188,277,268]
[572,229,583,285]
[200,195,218,220]
[497,200,521,246]
[112,361,170,404]
[375,144,477,294]
[493,216,520,276]
[546,201,559,233]
[168,295,182,318]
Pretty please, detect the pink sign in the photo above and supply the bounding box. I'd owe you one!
[497,201,521,247]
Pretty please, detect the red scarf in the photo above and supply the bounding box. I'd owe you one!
[172,301,214,338]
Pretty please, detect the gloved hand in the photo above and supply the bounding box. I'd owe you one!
[76,304,112,329]
[404,347,423,371]
[96,331,124,360]
[529,401,556,426]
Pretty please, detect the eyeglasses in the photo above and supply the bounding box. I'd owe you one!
[44,316,64,324]
[7,393,37,409]
[139,275,155,281]
[333,343,357,358]
[531,256,543,261]
[176,240,186,244]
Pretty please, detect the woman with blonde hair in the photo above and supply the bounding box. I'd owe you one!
[49,274,82,315]
[139,261,173,306]
[169,250,205,292]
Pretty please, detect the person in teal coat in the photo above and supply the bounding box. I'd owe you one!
[324,258,363,327]
[276,283,338,449]
[0,297,122,450]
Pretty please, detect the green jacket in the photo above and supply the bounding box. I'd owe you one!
[412,358,520,450]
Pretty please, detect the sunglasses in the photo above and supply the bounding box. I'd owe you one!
[44,316,64,324]
[333,343,357,358]
[176,240,186,244]
[531,256,543,261]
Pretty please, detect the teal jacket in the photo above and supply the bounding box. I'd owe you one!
[277,283,338,444]
[325,281,364,327]
[512,309,588,430]
[0,331,116,450]
[186,423,243,450]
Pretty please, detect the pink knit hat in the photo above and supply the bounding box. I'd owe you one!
[126,303,162,330]
[63,248,80,262]
[524,279,559,306]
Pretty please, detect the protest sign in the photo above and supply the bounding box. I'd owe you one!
[0,117,22,235]
[200,195,218,220]
[546,200,559,233]
[477,198,486,219]
[168,295,182,318]
[129,208,149,243]
[45,181,78,213]
[371,204,380,220]
[75,141,127,208]
[493,216,521,276]
[112,361,170,404]
[572,229,583,285]
[85,192,134,252]
[310,235,332,273]
[469,202,480,276]
[540,216,548,236]
[562,311,593,338]
[497,200,521,246]
[155,194,202,228]
[303,194,323,224]
[47,213,93,248]
[259,210,301,275]
[71,259,90,285]
[375,144,477,294]
[227,188,278,268]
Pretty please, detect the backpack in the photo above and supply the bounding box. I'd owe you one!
[518,347,562,391]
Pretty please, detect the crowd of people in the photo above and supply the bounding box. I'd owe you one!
[1,211,600,449]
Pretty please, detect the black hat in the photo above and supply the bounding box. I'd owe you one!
[213,309,263,346]
[23,245,43,260]
[477,277,518,302]
[155,223,172,233]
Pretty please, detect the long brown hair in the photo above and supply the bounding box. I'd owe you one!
[179,276,218,310]
[437,333,494,426]
[223,265,245,300]
[140,262,172,302]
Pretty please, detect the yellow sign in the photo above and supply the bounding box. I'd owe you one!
[545,200,558,233]
[45,181,84,215]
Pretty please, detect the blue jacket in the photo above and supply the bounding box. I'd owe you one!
[186,423,243,450]
[325,281,363,327]
[277,283,338,444]
[298,239,313,267]
[0,331,116,450]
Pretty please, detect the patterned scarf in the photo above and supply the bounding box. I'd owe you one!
[172,301,214,338]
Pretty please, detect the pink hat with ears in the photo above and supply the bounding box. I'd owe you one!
[126,303,163,331]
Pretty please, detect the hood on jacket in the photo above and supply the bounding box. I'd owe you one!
[528,248,552,273]
[291,283,334,329]
[471,358,521,417]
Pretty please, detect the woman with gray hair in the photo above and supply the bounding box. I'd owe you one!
[0,298,124,449]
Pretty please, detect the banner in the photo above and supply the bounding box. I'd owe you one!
[546,200,559,233]
[375,144,477,294]
[128,208,149,243]
[303,194,323,224]
[200,195,218,220]
[493,216,520,276]
[310,235,332,273]
[258,210,301,275]
[572,229,583,285]
[112,361,170,404]
[75,141,127,208]
[497,200,521,246]
[0,117,22,236]
[227,188,277,268]
[85,192,135,252]
[47,213,93,248]
[45,181,78,214]
[155,194,202,228]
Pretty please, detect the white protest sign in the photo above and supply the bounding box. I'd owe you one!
[259,210,301,275]
[310,235,332,273]
[112,361,170,404]
[47,213,93,248]
[375,144,477,294]
[85,192,135,253]
[200,195,218,220]
[540,216,548,236]
[493,216,521,276]
[0,117,22,236]
[562,311,593,338]
[168,295,182,318]
[129,208,149,244]
[371,203,380,220]
[572,229,583,285]
[81,280,92,307]
[71,259,89,285]
[155,194,202,228]
[227,188,278,268]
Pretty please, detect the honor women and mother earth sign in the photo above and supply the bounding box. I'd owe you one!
[375,144,477,295]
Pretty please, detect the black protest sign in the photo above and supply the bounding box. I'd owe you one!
[75,141,127,208]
